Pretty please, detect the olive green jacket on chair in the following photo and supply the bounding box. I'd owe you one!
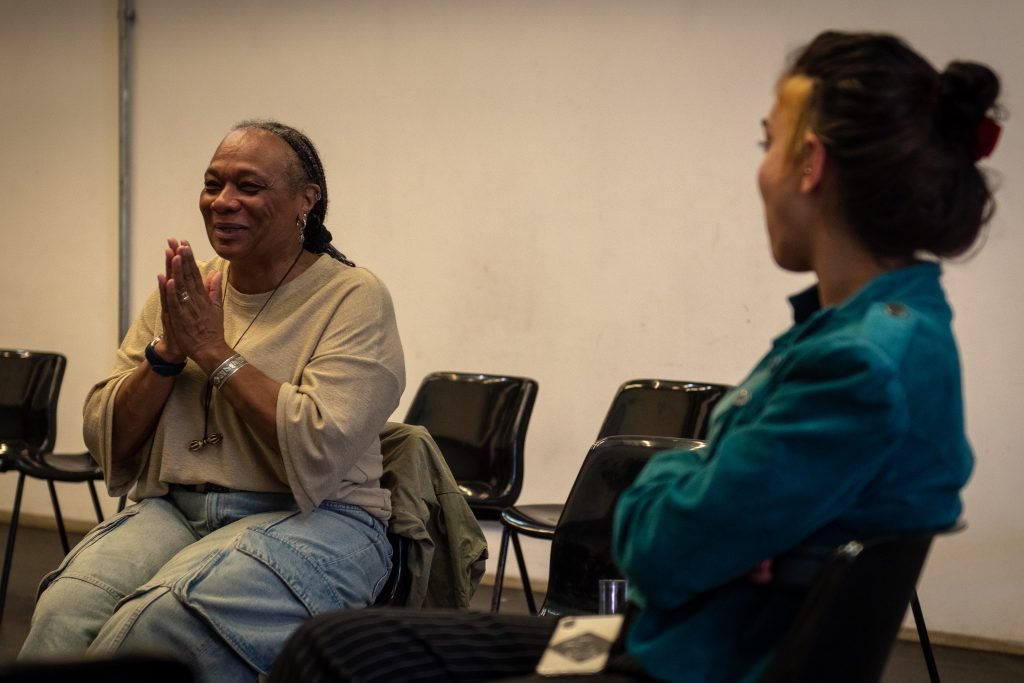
[380,422,488,608]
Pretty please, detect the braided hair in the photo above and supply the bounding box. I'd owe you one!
[788,32,1001,259]
[232,119,355,266]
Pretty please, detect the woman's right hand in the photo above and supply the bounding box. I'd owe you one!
[163,240,229,369]
[111,238,195,461]
[156,238,196,363]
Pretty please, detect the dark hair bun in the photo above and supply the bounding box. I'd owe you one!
[790,32,1002,259]
[938,61,1001,129]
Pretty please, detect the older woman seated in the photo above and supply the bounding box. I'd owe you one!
[19,120,406,682]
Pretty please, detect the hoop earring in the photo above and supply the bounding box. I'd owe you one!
[297,213,307,243]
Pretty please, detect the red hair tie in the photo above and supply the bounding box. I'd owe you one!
[971,117,1002,162]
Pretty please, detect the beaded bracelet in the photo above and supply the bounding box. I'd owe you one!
[210,353,248,389]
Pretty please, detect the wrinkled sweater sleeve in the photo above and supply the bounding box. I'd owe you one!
[82,288,163,495]
[277,272,405,512]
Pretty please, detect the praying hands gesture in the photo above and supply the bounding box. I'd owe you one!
[154,239,227,369]
[111,238,285,462]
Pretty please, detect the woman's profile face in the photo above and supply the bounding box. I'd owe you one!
[199,129,314,266]
[757,76,815,273]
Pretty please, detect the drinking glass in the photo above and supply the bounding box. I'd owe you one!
[598,579,628,615]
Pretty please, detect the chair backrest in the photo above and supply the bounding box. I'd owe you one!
[762,532,937,683]
[404,371,538,514]
[0,349,65,456]
[541,435,704,617]
[597,379,732,441]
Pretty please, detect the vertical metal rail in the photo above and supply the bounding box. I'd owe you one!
[117,0,136,342]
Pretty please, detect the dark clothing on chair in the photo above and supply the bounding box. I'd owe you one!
[269,609,652,683]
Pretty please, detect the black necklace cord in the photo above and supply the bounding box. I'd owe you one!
[189,247,305,452]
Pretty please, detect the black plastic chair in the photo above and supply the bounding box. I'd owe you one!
[492,380,730,613]
[403,372,538,519]
[535,435,702,617]
[763,531,938,683]
[0,349,108,624]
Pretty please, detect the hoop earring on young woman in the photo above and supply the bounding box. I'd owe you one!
[297,213,307,243]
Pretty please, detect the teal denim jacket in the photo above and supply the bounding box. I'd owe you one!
[613,262,973,683]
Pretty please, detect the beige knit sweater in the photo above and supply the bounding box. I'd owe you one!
[83,254,406,519]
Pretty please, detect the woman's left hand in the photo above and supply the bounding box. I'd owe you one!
[165,240,230,367]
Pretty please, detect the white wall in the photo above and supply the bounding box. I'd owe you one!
[3,0,1022,646]
[0,0,120,521]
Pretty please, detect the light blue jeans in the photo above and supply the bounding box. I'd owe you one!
[18,489,391,682]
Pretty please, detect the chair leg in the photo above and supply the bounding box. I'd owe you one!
[87,480,105,523]
[0,472,27,625]
[118,495,127,513]
[46,480,71,555]
[491,525,512,613]
[509,531,538,615]
[911,589,941,683]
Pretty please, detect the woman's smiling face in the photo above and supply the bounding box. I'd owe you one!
[199,128,314,267]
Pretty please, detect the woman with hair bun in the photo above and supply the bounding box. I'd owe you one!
[20,121,405,682]
[612,30,1001,682]
[267,31,1003,683]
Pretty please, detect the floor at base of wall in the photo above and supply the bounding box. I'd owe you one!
[2,522,1024,682]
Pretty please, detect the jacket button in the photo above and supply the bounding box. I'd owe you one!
[734,388,751,406]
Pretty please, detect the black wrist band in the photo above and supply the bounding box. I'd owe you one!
[145,338,186,377]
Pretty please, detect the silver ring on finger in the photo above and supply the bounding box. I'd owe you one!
[180,292,191,303]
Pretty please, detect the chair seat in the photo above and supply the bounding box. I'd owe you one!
[457,480,502,502]
[500,504,561,539]
[458,482,518,518]
[16,452,103,482]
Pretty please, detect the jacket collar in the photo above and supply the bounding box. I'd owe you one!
[785,261,943,336]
